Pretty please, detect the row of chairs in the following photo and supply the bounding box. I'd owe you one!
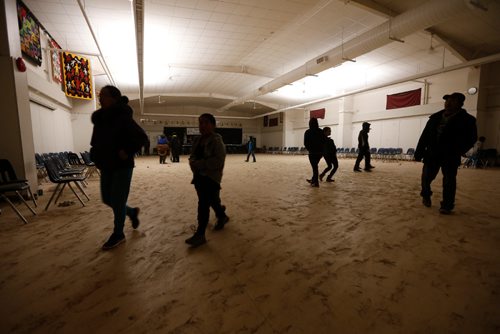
[264,147,307,155]
[262,146,415,160]
[36,152,93,212]
[1,151,99,224]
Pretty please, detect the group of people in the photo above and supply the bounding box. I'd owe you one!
[303,119,340,187]
[90,85,477,251]
[90,85,228,250]
[156,133,181,164]
[304,92,477,215]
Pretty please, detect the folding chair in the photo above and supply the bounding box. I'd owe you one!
[0,159,37,224]
[43,158,90,211]
[80,152,100,178]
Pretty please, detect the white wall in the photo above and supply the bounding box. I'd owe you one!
[269,67,483,152]
[30,102,74,153]
[72,112,93,153]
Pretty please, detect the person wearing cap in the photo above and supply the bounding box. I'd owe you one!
[414,92,477,214]
[353,122,375,172]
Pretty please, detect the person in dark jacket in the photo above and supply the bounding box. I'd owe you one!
[414,92,477,214]
[170,133,181,162]
[319,127,338,182]
[304,118,326,187]
[353,122,374,172]
[90,85,148,250]
[186,113,229,247]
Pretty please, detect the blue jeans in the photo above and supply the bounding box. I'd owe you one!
[100,168,134,235]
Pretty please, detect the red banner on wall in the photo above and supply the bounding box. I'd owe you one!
[386,88,421,110]
[310,108,325,119]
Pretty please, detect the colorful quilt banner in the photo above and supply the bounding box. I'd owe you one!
[62,52,92,100]
[17,1,42,65]
[49,38,63,85]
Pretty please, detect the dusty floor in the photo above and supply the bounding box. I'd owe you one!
[0,155,499,333]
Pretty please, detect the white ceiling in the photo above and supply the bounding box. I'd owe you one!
[23,0,500,116]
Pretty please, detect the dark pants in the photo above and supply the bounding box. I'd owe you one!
[194,176,225,235]
[246,151,256,162]
[100,168,134,236]
[172,154,180,162]
[421,159,458,210]
[308,153,323,184]
[354,148,371,169]
[159,155,167,164]
[320,154,338,179]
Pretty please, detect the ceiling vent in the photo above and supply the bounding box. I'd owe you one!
[316,56,328,64]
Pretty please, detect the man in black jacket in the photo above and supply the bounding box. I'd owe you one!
[414,92,477,214]
[353,122,374,172]
[304,118,326,187]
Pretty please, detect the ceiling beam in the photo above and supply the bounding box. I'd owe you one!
[169,63,277,78]
[132,0,144,114]
[346,0,397,17]
[218,0,471,113]
[76,0,115,87]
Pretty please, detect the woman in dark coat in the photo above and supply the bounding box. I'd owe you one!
[90,85,147,250]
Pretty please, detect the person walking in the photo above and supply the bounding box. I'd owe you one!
[414,92,477,214]
[304,117,326,187]
[186,113,229,247]
[90,85,148,250]
[353,122,374,172]
[157,135,169,164]
[319,127,338,182]
[245,136,256,162]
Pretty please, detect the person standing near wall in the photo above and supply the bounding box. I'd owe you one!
[143,136,150,156]
[353,122,374,172]
[170,133,181,162]
[245,136,256,162]
[304,117,326,187]
[186,113,229,247]
[90,85,148,250]
[414,92,477,214]
[319,127,338,182]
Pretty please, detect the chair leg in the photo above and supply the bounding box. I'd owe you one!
[68,182,85,207]
[27,187,38,208]
[15,191,36,216]
[54,183,67,204]
[2,194,29,224]
[45,183,62,211]
[74,181,90,201]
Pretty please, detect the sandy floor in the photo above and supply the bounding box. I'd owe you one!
[0,154,499,333]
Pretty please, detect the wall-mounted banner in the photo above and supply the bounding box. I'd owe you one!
[17,1,42,66]
[49,38,63,85]
[62,52,92,100]
[269,117,278,127]
[310,108,325,119]
[386,88,421,110]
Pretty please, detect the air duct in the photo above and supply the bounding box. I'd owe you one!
[218,0,471,112]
